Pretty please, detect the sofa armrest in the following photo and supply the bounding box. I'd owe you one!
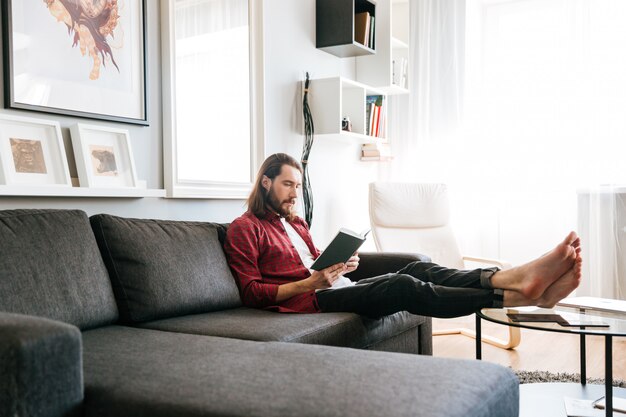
[346,252,434,355]
[0,312,83,417]
[345,252,432,282]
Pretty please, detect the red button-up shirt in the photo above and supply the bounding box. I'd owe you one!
[224,210,322,313]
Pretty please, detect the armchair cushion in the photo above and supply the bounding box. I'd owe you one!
[90,214,242,324]
[369,182,450,228]
[0,312,83,417]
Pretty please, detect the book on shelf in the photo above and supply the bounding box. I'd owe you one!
[401,59,408,88]
[372,105,379,137]
[369,15,376,49]
[311,228,370,271]
[393,58,409,89]
[376,96,385,137]
[366,95,378,135]
[365,102,374,136]
[375,103,383,137]
[366,95,384,137]
[354,12,370,47]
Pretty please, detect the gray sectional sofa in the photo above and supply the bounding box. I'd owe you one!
[0,209,519,417]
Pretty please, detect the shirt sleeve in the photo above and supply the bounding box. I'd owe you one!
[224,219,279,308]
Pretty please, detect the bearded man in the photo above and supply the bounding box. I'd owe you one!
[224,153,582,318]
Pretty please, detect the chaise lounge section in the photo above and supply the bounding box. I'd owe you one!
[0,209,519,417]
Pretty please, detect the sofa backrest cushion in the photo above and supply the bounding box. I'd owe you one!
[0,209,119,330]
[90,214,242,323]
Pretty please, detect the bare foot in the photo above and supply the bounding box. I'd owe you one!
[491,231,579,299]
[537,257,582,308]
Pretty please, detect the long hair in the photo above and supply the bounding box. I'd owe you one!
[248,153,303,220]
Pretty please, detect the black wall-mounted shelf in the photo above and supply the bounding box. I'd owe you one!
[316,0,376,58]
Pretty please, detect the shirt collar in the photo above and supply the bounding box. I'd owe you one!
[259,210,302,227]
[261,210,282,223]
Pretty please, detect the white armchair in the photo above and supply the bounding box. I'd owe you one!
[368,182,520,350]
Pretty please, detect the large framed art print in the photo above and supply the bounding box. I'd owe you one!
[2,0,147,125]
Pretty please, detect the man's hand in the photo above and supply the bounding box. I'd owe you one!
[306,263,346,290]
[342,253,360,275]
[275,262,350,302]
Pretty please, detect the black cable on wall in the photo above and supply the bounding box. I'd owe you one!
[301,72,315,227]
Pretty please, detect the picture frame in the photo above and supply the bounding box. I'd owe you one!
[0,114,71,187]
[1,0,148,125]
[70,123,138,188]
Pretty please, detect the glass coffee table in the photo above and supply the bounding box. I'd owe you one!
[477,306,626,416]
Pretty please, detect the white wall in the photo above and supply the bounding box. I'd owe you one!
[0,0,382,247]
[263,0,381,248]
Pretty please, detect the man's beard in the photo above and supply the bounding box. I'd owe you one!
[266,188,295,218]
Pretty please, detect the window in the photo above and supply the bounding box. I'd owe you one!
[162,0,264,198]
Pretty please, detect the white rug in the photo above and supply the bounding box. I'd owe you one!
[514,369,626,387]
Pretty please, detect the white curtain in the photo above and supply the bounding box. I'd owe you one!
[390,0,626,298]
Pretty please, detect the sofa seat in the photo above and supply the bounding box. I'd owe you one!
[82,326,518,417]
[136,307,428,352]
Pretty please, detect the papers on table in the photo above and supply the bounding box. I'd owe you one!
[564,396,626,416]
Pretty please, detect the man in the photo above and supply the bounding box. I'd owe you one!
[224,153,582,318]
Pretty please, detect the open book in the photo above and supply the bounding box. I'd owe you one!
[310,228,370,271]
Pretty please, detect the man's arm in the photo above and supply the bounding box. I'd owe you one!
[275,263,347,302]
[224,219,280,308]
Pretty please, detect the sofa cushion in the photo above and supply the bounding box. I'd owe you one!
[81,326,519,417]
[0,209,118,330]
[138,307,426,350]
[90,214,241,323]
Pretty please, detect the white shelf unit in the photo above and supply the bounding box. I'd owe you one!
[0,186,166,198]
[308,77,387,142]
[355,0,410,94]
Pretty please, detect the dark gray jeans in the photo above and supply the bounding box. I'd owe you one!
[315,261,503,319]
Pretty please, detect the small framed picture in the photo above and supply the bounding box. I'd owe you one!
[0,114,71,186]
[70,123,138,188]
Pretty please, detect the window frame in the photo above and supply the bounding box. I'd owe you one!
[160,0,264,199]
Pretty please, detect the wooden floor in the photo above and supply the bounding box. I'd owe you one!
[432,315,626,380]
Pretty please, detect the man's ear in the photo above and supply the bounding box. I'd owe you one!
[261,175,271,191]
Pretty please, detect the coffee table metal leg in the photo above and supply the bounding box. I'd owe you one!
[606,335,612,417]
[476,314,482,360]
[580,334,586,385]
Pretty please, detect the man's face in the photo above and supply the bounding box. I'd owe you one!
[263,165,302,217]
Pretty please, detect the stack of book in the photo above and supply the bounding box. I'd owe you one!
[361,143,392,161]
[354,12,375,49]
[365,95,385,137]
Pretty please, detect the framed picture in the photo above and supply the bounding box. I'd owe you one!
[1,0,147,125]
[0,114,71,187]
[70,123,138,188]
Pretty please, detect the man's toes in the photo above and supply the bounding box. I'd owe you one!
[563,231,578,246]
